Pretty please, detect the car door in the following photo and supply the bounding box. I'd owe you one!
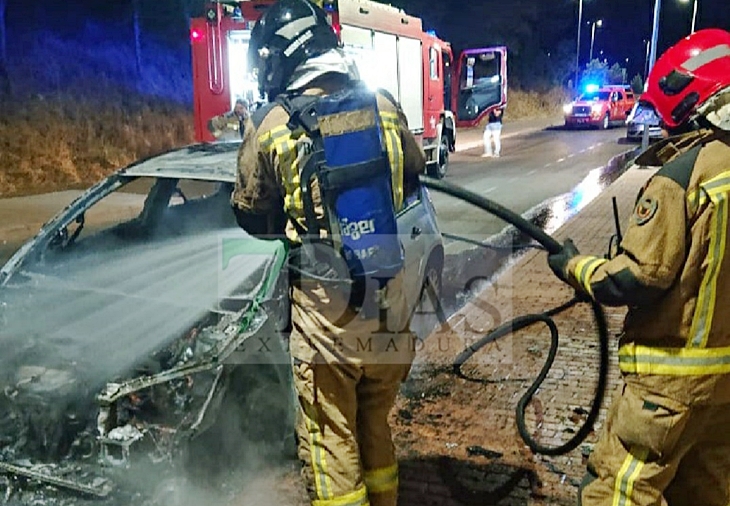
[613,91,628,121]
[397,185,433,311]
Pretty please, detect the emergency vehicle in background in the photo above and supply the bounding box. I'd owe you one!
[563,84,636,130]
[190,0,507,178]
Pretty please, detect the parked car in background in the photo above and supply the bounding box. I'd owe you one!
[0,142,443,505]
[563,84,636,130]
[625,100,664,142]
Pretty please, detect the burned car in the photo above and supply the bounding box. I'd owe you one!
[0,142,443,504]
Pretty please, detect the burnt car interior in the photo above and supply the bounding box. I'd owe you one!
[48,178,237,253]
[0,175,295,504]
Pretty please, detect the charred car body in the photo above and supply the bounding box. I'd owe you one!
[0,143,443,504]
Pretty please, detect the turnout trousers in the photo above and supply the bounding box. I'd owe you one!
[289,273,415,506]
[579,378,730,506]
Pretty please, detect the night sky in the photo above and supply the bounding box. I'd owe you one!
[392,0,729,81]
[3,0,729,91]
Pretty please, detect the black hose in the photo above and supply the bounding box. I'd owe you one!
[420,175,610,456]
[441,232,545,252]
[420,177,563,254]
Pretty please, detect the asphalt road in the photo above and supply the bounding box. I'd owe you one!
[0,122,638,266]
[433,124,636,251]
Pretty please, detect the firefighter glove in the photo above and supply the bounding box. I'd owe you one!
[548,238,580,283]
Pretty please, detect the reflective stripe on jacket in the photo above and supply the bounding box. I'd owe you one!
[565,129,730,377]
[231,77,425,242]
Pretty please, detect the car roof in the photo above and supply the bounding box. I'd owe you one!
[121,142,240,182]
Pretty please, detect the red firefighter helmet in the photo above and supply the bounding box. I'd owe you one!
[642,28,730,129]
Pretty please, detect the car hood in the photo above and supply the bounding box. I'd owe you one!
[0,231,285,391]
[0,231,289,501]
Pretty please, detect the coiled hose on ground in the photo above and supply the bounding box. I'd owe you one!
[420,176,610,456]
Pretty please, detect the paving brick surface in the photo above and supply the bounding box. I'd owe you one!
[391,165,659,505]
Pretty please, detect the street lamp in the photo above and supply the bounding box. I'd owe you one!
[574,0,584,90]
[648,0,661,72]
[680,0,699,34]
[589,19,603,62]
[642,0,662,150]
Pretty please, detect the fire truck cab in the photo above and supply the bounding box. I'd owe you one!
[190,0,507,178]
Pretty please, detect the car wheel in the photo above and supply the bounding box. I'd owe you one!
[428,135,449,179]
[601,113,610,130]
[184,364,296,480]
[417,252,443,313]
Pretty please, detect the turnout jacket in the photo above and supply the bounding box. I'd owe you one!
[231,75,426,243]
[564,129,730,402]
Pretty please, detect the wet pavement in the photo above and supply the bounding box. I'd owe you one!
[393,162,658,506]
[423,146,637,330]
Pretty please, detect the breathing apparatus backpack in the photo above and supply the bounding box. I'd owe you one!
[277,83,404,294]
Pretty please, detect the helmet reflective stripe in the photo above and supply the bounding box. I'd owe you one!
[682,44,730,72]
[643,29,730,128]
[284,31,314,58]
[275,16,318,40]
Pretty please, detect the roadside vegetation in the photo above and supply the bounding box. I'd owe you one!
[0,94,193,197]
[0,4,633,198]
[502,87,571,121]
[0,86,572,197]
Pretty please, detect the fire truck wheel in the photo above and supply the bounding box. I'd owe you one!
[429,135,450,179]
[601,113,610,130]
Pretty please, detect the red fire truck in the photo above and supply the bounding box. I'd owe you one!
[190,0,507,178]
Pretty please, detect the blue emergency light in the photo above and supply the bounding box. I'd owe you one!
[585,83,600,93]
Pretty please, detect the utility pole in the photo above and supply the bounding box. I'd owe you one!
[574,0,584,91]
[589,20,602,63]
[642,0,662,151]
[132,0,143,79]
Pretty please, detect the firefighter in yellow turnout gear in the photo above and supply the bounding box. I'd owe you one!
[548,29,730,506]
[230,2,425,505]
[208,98,250,140]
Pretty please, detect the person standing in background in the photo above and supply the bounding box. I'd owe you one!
[208,99,249,140]
[482,106,503,158]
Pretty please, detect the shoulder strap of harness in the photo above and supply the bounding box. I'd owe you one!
[375,86,398,109]
[250,101,277,129]
[274,93,325,240]
[656,144,702,191]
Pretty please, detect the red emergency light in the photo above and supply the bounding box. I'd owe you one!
[190,28,204,43]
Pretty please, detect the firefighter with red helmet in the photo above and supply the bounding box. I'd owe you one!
[548,28,730,506]
[230,1,425,506]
